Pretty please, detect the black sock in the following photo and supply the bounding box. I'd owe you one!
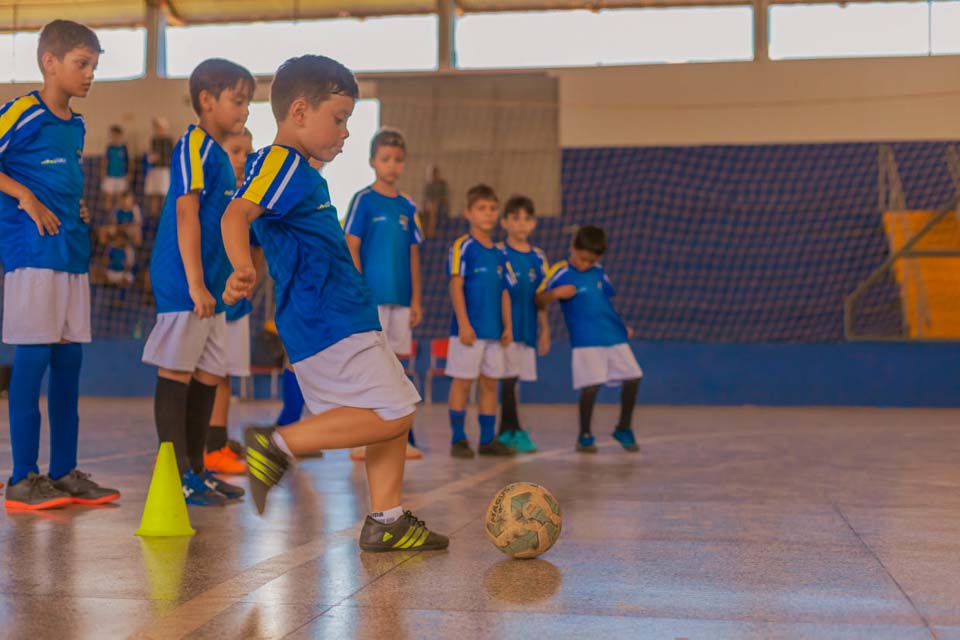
[579,385,601,437]
[185,378,217,474]
[499,377,520,435]
[617,378,641,431]
[154,377,189,475]
[207,425,228,453]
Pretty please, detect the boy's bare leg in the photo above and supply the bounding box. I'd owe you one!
[278,407,411,453]
[365,430,408,512]
[448,377,472,412]
[477,374,497,415]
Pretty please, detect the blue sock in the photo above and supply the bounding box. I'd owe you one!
[277,368,305,426]
[48,343,82,480]
[9,345,52,484]
[479,414,496,446]
[407,426,417,447]
[449,410,466,444]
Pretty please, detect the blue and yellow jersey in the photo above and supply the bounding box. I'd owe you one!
[237,145,380,363]
[105,144,128,178]
[539,260,628,348]
[500,243,549,347]
[343,187,423,307]
[446,234,516,340]
[0,91,89,274]
[149,124,236,314]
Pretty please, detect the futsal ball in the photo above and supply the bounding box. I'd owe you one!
[485,482,562,559]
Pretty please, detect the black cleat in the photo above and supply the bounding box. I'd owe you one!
[244,426,291,514]
[450,440,475,459]
[478,439,517,456]
[359,511,450,552]
[52,469,120,505]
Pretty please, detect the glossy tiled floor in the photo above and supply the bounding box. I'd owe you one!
[0,399,958,639]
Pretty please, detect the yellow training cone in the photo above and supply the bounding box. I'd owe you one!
[135,442,195,537]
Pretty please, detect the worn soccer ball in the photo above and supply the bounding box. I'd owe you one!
[485,482,562,559]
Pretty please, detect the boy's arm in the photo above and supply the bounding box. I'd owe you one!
[537,308,551,356]
[221,198,264,305]
[500,289,513,345]
[345,234,363,272]
[0,172,61,236]
[410,244,422,328]
[449,275,475,345]
[175,192,215,317]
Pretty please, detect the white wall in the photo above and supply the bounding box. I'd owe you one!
[2,55,959,152]
[554,56,960,147]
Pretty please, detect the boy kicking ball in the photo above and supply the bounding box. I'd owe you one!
[222,55,448,552]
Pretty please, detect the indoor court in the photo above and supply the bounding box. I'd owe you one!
[0,0,959,639]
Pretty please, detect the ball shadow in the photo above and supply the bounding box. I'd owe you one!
[483,558,564,604]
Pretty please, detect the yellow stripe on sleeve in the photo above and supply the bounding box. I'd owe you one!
[187,128,206,192]
[537,260,568,293]
[450,235,469,276]
[242,147,290,206]
[0,95,40,140]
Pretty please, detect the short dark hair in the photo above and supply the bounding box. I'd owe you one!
[109,124,123,135]
[370,127,406,159]
[466,184,498,209]
[503,195,535,219]
[189,58,256,116]
[37,20,102,72]
[573,224,606,256]
[271,55,359,121]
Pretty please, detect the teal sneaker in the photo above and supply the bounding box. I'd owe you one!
[511,430,538,453]
[496,432,516,449]
[612,429,639,452]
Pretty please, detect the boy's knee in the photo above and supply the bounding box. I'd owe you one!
[383,412,414,439]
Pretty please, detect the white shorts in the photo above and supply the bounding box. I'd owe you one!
[145,167,170,196]
[292,330,421,421]
[377,305,412,355]
[503,342,537,382]
[101,176,128,195]
[224,315,251,377]
[106,270,133,286]
[572,343,644,390]
[142,311,227,377]
[445,337,506,380]
[2,268,91,345]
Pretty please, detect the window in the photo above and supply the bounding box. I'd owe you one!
[769,3,930,59]
[244,100,381,221]
[455,7,753,69]
[0,27,146,83]
[165,16,438,77]
[932,0,960,54]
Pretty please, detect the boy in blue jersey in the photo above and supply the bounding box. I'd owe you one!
[0,20,120,509]
[141,58,254,506]
[100,124,129,212]
[497,195,550,454]
[446,185,517,459]
[537,225,643,453]
[344,128,424,461]
[222,54,448,552]
[205,127,258,475]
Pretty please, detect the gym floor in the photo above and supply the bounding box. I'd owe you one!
[0,399,957,639]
